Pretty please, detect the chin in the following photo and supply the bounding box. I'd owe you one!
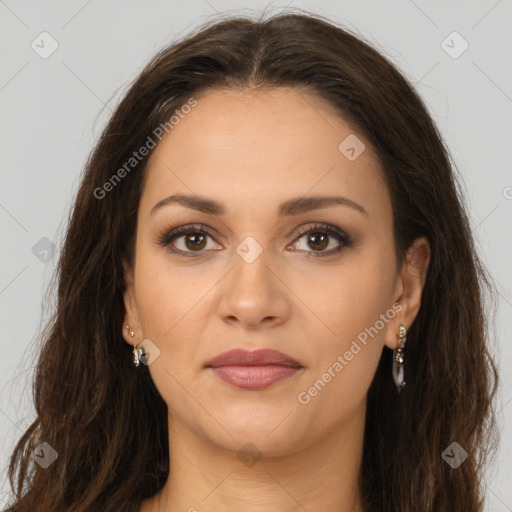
[211,429,303,460]
[201,408,305,454]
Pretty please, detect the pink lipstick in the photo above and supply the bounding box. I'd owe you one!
[205,348,303,390]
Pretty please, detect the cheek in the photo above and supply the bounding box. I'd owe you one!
[132,249,211,369]
[302,253,394,394]
[297,290,390,428]
[133,242,198,336]
[135,277,177,338]
[305,252,394,342]
[132,262,207,407]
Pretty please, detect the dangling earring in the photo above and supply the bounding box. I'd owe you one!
[126,324,143,367]
[392,324,407,392]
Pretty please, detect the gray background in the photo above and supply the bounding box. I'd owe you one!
[1,0,511,509]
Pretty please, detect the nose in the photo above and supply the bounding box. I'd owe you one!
[216,245,291,330]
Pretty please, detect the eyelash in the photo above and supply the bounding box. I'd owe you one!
[157,223,352,259]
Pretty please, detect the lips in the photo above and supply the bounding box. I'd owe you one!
[205,348,302,369]
[205,348,303,390]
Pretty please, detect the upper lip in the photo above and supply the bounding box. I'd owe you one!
[206,348,302,368]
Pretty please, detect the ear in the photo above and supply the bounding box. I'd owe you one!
[121,259,141,347]
[384,236,431,350]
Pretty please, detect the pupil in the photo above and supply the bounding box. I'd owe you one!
[187,233,206,250]
[308,232,328,250]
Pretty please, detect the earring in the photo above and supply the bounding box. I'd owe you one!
[126,324,143,367]
[392,324,407,392]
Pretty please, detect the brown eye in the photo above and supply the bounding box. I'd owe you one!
[158,223,351,259]
[305,232,329,251]
[158,224,220,257]
[183,232,207,251]
[290,224,351,258]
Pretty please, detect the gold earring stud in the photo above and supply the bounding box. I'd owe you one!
[126,325,143,367]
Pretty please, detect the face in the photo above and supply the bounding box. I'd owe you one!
[122,87,429,456]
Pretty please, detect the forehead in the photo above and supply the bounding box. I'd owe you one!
[140,87,389,221]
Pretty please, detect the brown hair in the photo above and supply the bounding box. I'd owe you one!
[4,9,499,512]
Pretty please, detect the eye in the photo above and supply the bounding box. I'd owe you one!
[157,224,220,257]
[288,223,351,259]
[157,223,352,258]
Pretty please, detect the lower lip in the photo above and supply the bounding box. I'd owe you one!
[209,365,301,390]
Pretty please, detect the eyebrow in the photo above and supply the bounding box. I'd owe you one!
[150,193,368,217]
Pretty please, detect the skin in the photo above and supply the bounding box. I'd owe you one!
[122,87,430,512]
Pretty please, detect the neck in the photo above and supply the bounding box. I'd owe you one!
[142,401,367,512]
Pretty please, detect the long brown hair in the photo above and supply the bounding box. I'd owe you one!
[4,9,499,512]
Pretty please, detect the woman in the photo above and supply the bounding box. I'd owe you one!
[4,9,499,512]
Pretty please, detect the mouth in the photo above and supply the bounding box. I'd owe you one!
[205,348,303,390]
